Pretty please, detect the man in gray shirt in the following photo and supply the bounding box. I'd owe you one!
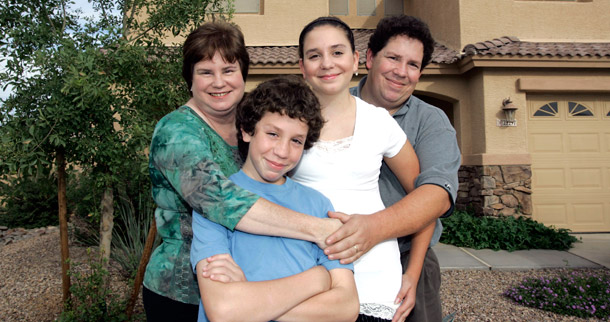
[349,15,460,322]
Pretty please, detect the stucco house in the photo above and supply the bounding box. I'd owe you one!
[198,0,610,232]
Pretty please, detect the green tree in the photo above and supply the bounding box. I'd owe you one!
[0,0,233,304]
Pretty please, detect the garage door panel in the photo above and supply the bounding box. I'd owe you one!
[570,168,603,189]
[572,203,605,225]
[567,133,600,152]
[532,168,565,188]
[530,133,563,153]
[533,203,568,228]
[532,196,609,231]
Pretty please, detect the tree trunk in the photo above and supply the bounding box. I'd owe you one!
[56,149,71,305]
[99,185,114,263]
[127,217,157,319]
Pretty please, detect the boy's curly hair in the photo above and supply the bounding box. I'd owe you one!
[236,75,324,160]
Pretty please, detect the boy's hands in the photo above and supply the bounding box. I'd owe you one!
[201,254,246,283]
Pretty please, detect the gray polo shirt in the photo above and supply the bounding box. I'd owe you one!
[351,76,461,251]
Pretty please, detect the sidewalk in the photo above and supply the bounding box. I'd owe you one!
[435,233,610,271]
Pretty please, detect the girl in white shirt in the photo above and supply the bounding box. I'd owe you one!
[291,16,435,322]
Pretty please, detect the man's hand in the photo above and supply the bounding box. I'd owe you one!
[201,254,246,283]
[314,217,343,249]
[324,212,381,264]
[392,273,417,322]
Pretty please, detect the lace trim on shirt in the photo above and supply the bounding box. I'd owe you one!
[314,136,353,153]
[360,303,396,320]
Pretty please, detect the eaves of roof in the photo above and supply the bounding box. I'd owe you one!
[456,36,610,73]
[247,33,610,75]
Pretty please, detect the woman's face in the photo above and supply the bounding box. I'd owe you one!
[191,51,245,118]
[299,24,359,97]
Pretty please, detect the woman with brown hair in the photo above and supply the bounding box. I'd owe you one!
[143,21,339,321]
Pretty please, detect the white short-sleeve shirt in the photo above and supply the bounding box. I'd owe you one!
[291,96,407,319]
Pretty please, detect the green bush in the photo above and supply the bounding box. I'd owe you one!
[0,171,59,228]
[504,270,610,319]
[58,249,129,322]
[111,193,158,278]
[70,182,158,279]
[67,172,103,222]
[440,211,578,251]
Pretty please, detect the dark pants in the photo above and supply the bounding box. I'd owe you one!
[400,248,443,322]
[143,286,198,322]
[356,313,391,322]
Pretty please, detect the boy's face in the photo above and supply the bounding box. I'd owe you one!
[241,112,309,185]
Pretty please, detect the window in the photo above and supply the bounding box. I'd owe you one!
[329,0,349,15]
[533,102,558,117]
[384,0,403,15]
[233,0,261,14]
[568,102,594,116]
[357,0,376,16]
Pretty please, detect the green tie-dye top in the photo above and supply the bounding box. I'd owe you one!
[144,105,259,304]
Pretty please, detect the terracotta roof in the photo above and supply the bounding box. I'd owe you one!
[247,29,460,65]
[246,33,610,67]
[463,36,610,58]
[247,46,299,65]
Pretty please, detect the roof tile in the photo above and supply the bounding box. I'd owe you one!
[247,32,610,66]
[462,36,610,58]
[247,29,460,65]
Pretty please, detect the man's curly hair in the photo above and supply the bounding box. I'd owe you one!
[236,75,324,160]
[368,15,435,70]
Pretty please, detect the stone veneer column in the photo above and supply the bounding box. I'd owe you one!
[457,165,532,217]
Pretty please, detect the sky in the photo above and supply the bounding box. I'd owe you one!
[1,0,96,101]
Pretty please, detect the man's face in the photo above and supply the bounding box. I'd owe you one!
[362,35,424,112]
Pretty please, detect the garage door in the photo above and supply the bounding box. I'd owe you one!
[528,95,610,232]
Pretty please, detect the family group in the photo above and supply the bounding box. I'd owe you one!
[143,14,460,322]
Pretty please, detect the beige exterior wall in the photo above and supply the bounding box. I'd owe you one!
[232,0,328,46]
[169,0,610,49]
[405,0,461,50]
[458,0,610,49]
[408,0,610,51]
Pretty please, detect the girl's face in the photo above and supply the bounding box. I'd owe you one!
[299,24,359,98]
[190,51,245,118]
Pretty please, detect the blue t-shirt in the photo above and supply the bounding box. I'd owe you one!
[191,170,353,322]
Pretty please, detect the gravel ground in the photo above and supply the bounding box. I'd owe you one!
[0,229,606,321]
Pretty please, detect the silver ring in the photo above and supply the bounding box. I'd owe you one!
[354,245,359,252]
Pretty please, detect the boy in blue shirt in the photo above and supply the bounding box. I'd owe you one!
[191,76,359,322]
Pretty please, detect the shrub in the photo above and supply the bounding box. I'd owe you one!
[504,270,610,319]
[0,171,59,228]
[440,210,578,251]
[70,187,158,278]
[58,249,129,322]
[111,193,158,278]
[67,172,103,222]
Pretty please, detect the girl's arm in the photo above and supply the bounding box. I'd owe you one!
[392,221,435,322]
[196,260,331,322]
